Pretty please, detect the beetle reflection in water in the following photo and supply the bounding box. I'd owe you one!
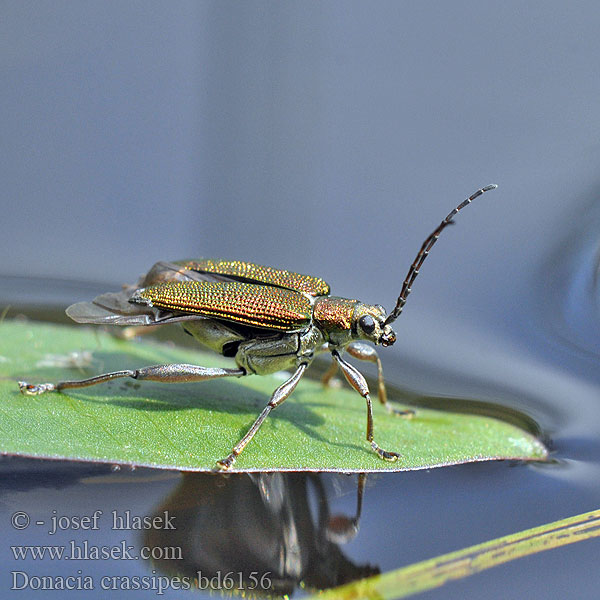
[19,185,497,468]
[144,472,376,597]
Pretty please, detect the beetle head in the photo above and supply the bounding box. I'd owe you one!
[354,304,396,347]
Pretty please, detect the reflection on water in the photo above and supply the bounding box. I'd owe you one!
[2,460,377,598]
[560,231,600,357]
[144,472,376,597]
[541,198,600,361]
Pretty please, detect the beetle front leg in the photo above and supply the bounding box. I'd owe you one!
[331,350,400,462]
[19,364,245,395]
[216,363,307,471]
[345,342,414,418]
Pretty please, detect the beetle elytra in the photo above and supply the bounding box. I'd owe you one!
[19,184,497,469]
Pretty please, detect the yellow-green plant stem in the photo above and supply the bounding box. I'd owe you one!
[311,508,600,600]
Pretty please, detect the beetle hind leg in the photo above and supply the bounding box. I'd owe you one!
[19,364,245,396]
[345,342,415,418]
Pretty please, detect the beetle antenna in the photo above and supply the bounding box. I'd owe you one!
[384,184,498,326]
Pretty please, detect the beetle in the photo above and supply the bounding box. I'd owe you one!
[19,184,497,470]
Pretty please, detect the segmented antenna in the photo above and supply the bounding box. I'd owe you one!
[384,184,498,326]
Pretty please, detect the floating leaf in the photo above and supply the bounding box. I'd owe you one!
[0,321,547,471]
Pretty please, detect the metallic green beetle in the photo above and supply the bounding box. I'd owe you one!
[19,185,497,469]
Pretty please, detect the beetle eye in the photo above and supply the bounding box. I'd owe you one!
[359,315,376,334]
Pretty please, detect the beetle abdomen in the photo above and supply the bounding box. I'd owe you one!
[132,280,312,332]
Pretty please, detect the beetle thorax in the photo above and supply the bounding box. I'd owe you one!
[313,296,357,346]
[313,297,396,347]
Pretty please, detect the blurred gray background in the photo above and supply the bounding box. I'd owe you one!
[2,1,599,390]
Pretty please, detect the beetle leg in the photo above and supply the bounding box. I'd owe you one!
[331,350,400,462]
[216,363,307,471]
[345,342,414,418]
[321,359,339,388]
[18,364,245,395]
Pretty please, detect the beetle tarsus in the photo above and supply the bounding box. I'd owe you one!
[18,381,56,395]
[371,442,400,461]
[216,455,236,470]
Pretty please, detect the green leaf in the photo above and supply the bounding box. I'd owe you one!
[308,508,600,600]
[0,321,547,471]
